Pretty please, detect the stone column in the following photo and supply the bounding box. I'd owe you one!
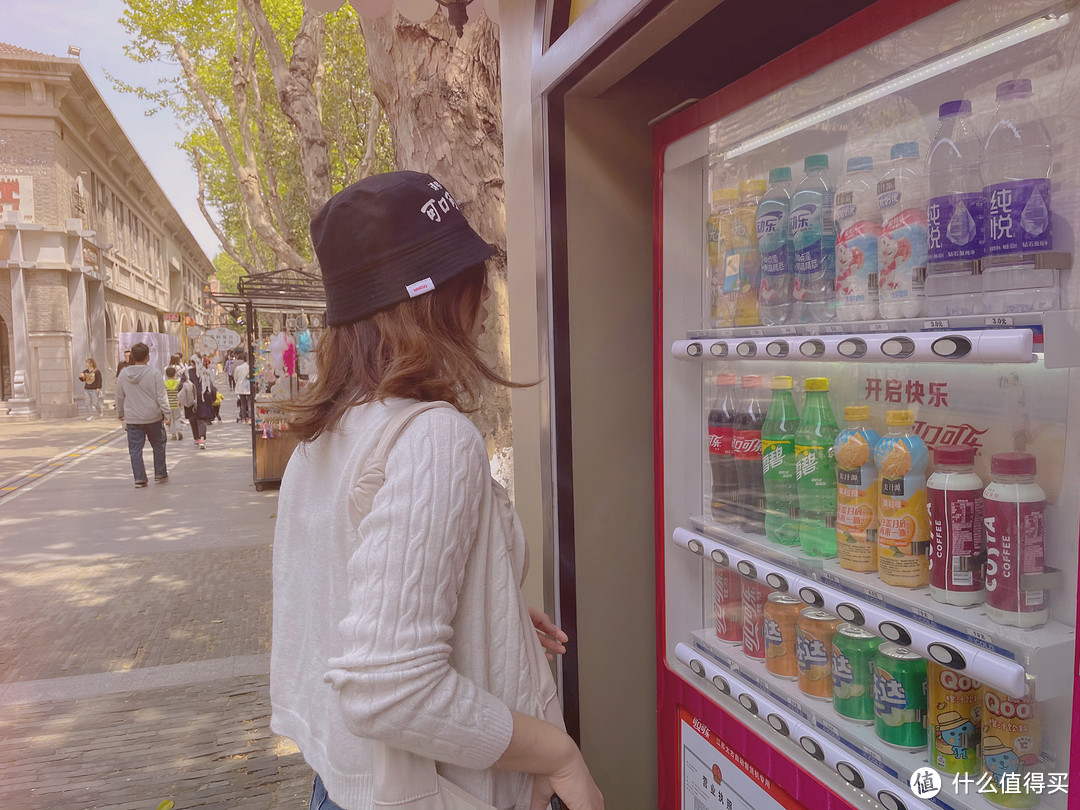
[88,279,107,375]
[69,269,90,409]
[7,264,38,419]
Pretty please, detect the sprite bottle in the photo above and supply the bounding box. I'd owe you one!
[761,376,800,545]
[795,377,839,557]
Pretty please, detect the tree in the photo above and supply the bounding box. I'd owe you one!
[359,10,512,465]
[118,0,393,276]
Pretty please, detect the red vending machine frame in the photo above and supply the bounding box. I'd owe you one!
[651,1,1080,808]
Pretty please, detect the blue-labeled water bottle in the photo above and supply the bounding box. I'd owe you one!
[790,155,836,323]
[757,167,794,325]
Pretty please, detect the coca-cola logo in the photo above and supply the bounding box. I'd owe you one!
[984,691,1033,720]
[939,670,978,692]
[733,435,762,457]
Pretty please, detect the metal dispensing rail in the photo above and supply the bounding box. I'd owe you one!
[215,269,325,491]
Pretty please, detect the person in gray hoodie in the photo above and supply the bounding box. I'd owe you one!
[115,342,171,487]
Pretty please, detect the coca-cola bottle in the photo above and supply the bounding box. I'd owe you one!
[708,373,739,522]
[734,374,766,531]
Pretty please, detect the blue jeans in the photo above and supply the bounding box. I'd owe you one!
[126,421,167,482]
[310,774,345,810]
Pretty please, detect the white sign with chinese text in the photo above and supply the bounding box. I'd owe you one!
[681,708,800,810]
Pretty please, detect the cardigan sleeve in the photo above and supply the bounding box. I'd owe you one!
[324,409,515,770]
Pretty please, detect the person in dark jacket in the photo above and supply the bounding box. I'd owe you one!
[183,360,218,450]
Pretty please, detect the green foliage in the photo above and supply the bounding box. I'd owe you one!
[213,252,246,294]
[117,0,394,271]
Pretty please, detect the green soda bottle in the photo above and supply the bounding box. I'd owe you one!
[761,376,800,545]
[795,377,839,557]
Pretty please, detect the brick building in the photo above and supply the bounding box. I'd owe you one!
[0,43,214,418]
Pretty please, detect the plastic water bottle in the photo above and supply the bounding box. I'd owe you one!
[757,167,794,325]
[734,179,766,326]
[834,156,881,321]
[877,142,928,319]
[982,79,1057,312]
[790,155,836,323]
[795,377,838,558]
[706,189,740,326]
[926,100,984,315]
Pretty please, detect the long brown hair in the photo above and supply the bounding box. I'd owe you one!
[289,264,522,442]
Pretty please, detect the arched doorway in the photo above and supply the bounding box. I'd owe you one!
[0,315,10,401]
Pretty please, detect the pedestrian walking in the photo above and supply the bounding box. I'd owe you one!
[115,349,132,378]
[114,342,170,487]
[271,172,603,810]
[164,367,183,440]
[233,352,252,424]
[182,360,217,450]
[78,358,103,420]
[224,353,237,392]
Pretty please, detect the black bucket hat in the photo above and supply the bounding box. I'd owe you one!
[310,170,495,326]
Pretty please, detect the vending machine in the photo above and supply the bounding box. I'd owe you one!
[655,2,1079,809]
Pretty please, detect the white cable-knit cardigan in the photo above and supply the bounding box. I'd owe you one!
[270,399,561,810]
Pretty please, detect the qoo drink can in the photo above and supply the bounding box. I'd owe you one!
[741,578,771,661]
[981,685,1042,808]
[795,608,839,700]
[832,624,882,724]
[928,661,981,775]
[714,564,743,644]
[763,592,802,679]
[873,643,928,750]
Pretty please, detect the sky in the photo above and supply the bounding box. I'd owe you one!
[5,0,221,259]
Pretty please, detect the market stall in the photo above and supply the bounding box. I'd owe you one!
[216,269,324,491]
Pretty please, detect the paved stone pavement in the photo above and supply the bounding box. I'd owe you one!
[0,393,314,809]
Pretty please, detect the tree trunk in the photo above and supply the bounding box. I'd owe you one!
[358,11,513,480]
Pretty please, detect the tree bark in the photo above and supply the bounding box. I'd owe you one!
[358,12,512,474]
[242,0,334,219]
[174,40,306,270]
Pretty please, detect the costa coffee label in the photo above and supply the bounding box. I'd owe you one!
[733,430,762,461]
[983,498,1046,613]
[928,486,984,592]
[709,426,733,456]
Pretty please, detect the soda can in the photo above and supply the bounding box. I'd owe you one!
[873,643,928,750]
[831,623,881,724]
[795,607,839,700]
[928,661,981,775]
[981,685,1041,808]
[741,578,771,661]
[763,592,801,679]
[714,564,742,644]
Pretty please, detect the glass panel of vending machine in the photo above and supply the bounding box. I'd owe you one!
[661,1,1080,809]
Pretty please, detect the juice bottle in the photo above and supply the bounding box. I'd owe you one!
[874,410,930,587]
[834,406,880,573]
[795,378,838,557]
[761,375,800,545]
[706,188,739,326]
[834,156,881,321]
[734,179,766,326]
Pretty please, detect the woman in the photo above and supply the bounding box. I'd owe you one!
[183,360,217,450]
[79,358,103,420]
[271,172,603,810]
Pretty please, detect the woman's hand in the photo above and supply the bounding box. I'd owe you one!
[529,607,568,661]
[529,749,604,810]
